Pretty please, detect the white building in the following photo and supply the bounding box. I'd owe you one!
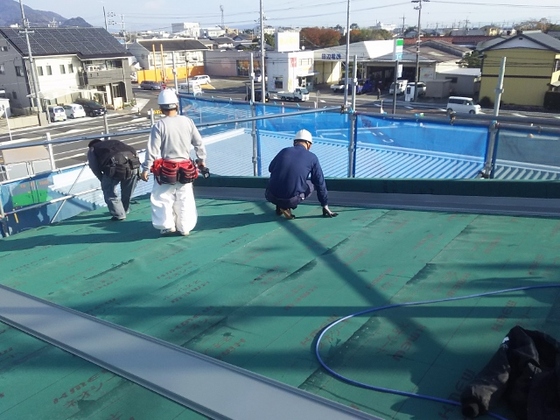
[200,26,226,39]
[171,22,200,38]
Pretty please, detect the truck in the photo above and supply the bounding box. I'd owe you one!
[389,79,408,95]
[275,88,310,102]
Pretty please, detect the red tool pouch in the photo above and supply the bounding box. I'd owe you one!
[151,159,198,185]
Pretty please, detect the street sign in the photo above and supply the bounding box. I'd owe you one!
[393,38,404,61]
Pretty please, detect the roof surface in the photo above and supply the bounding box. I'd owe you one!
[138,38,209,52]
[2,179,560,420]
[479,30,560,52]
[0,27,131,58]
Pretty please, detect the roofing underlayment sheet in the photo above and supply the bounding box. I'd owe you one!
[1,190,560,419]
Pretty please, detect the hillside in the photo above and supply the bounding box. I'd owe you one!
[0,0,90,27]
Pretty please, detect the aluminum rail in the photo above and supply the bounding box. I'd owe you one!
[0,284,381,420]
[0,106,343,152]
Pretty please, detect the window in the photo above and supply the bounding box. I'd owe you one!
[554,59,560,72]
[15,66,24,77]
[37,66,44,76]
[0,64,4,75]
[46,65,52,75]
[69,64,74,73]
[60,64,66,74]
[274,77,283,90]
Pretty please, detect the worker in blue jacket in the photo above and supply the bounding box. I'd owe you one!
[265,129,338,219]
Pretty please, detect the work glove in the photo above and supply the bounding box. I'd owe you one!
[322,205,338,218]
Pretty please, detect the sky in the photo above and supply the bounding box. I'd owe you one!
[19,0,560,32]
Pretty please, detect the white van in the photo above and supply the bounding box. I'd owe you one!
[191,75,211,85]
[178,82,202,95]
[48,105,67,122]
[446,96,482,114]
[63,103,86,119]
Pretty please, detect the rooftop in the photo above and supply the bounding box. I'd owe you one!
[2,176,560,419]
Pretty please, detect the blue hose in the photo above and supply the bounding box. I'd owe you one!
[314,284,560,420]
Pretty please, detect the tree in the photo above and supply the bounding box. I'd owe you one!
[264,33,275,50]
[349,28,393,43]
[458,50,482,68]
[300,27,341,49]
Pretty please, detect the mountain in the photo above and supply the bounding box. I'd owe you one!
[0,0,91,27]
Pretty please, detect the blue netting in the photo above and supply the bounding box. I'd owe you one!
[491,129,560,179]
[4,95,560,235]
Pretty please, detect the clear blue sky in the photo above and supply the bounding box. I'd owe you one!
[20,0,560,32]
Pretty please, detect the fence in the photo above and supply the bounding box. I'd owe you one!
[2,95,560,236]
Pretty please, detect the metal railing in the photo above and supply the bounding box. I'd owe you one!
[2,95,560,237]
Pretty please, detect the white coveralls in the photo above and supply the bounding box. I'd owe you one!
[142,114,207,235]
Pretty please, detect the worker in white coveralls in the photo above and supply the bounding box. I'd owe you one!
[140,89,207,236]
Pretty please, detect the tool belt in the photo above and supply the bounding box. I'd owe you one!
[151,158,198,185]
[102,151,141,181]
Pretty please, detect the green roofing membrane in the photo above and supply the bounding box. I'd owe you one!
[1,187,560,419]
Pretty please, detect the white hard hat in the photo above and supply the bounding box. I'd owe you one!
[158,89,179,110]
[294,129,313,144]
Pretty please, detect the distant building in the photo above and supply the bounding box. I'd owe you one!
[127,39,208,82]
[200,26,226,39]
[171,22,200,38]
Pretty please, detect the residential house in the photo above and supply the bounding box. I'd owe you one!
[478,30,560,106]
[0,27,133,114]
[127,39,209,83]
[209,37,235,50]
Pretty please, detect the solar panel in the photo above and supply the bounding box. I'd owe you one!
[0,27,128,58]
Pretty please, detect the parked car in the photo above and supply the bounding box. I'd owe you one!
[446,96,482,115]
[48,105,67,122]
[330,79,365,94]
[191,75,211,85]
[245,89,269,102]
[74,98,107,117]
[63,103,86,119]
[140,80,162,90]
[178,82,202,95]
[407,82,427,97]
[330,80,347,93]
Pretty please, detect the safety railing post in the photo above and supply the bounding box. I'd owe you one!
[46,132,56,171]
[481,121,499,179]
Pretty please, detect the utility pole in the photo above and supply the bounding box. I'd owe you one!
[411,0,429,102]
[18,0,43,116]
[343,0,351,108]
[103,7,116,31]
[120,14,127,47]
[401,15,406,36]
[220,5,224,29]
[259,0,266,103]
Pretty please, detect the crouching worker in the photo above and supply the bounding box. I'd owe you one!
[139,89,208,236]
[87,138,140,221]
[265,129,338,219]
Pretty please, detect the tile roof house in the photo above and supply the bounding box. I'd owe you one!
[0,27,133,114]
